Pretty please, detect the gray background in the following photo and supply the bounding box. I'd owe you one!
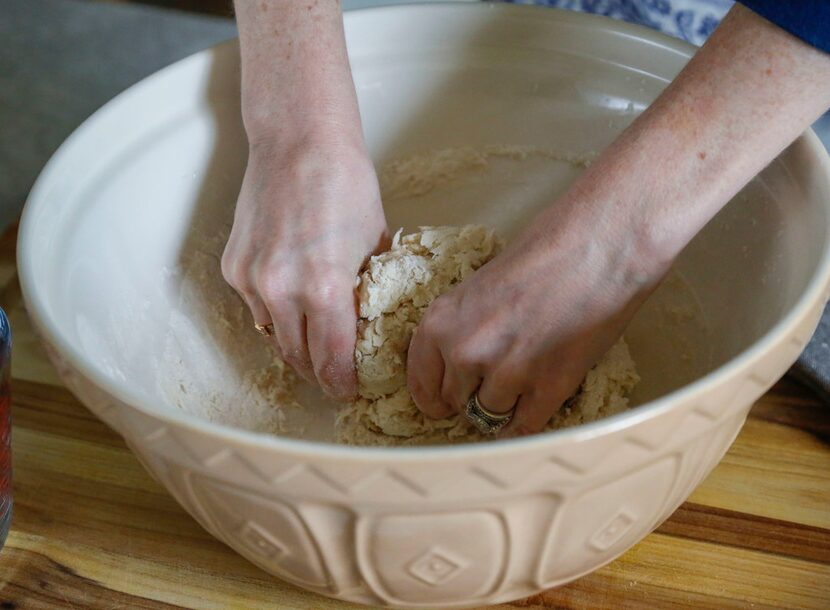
[1,0,460,230]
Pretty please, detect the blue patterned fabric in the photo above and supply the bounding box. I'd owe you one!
[503,0,830,53]
[503,0,733,46]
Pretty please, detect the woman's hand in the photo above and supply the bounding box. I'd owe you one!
[226,0,388,400]
[407,195,662,436]
[408,3,830,435]
[222,137,388,400]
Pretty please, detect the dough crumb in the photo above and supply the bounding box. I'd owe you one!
[337,226,640,446]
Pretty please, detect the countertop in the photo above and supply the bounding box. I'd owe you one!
[0,222,828,608]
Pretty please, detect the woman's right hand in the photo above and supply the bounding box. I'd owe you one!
[222,135,389,401]
[228,0,389,401]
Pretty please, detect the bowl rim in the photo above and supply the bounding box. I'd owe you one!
[18,2,830,462]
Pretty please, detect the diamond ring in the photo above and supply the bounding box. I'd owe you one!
[464,391,514,435]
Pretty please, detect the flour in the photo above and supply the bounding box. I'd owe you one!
[157,233,306,436]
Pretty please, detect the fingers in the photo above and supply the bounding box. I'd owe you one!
[407,329,452,419]
[440,363,480,414]
[500,381,574,438]
[221,245,288,362]
[306,299,359,401]
[239,256,361,398]
[225,274,285,360]
[476,364,522,415]
[245,293,284,359]
[267,302,315,384]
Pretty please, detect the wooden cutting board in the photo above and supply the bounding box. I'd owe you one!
[0,224,828,610]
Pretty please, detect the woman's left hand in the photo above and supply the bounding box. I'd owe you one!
[406,193,663,437]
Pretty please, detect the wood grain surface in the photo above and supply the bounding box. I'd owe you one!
[0,221,828,609]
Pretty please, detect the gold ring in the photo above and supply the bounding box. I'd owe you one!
[254,323,275,337]
[464,391,514,435]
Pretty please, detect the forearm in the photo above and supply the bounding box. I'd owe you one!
[234,0,363,150]
[546,4,830,275]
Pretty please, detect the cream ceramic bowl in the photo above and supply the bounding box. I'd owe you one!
[18,4,830,608]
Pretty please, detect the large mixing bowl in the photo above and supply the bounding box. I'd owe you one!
[18,4,830,608]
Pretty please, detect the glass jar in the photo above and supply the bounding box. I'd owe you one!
[0,307,10,549]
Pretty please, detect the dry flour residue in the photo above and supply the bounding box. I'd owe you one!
[378,145,595,199]
[158,236,306,436]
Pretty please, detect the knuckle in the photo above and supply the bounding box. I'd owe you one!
[446,341,482,372]
[220,250,234,282]
[430,294,451,312]
[424,300,448,325]
[303,270,352,311]
[418,310,444,340]
[256,268,292,305]
[220,251,244,289]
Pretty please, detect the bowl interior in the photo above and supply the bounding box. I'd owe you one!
[22,5,830,442]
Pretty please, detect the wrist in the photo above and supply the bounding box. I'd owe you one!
[535,161,680,301]
[552,115,722,284]
[247,120,368,167]
[241,70,364,147]
[235,0,360,150]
